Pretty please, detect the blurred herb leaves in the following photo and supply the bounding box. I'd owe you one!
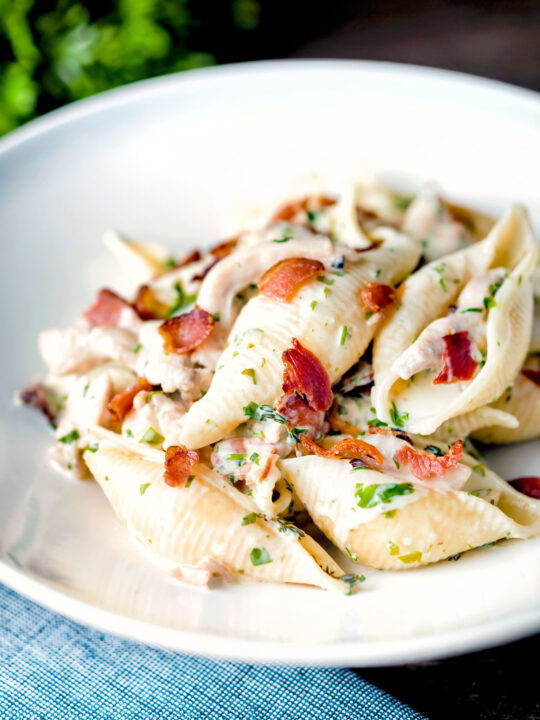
[0,0,262,135]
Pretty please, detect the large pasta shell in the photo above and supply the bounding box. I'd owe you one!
[281,451,540,570]
[372,205,538,435]
[83,428,346,591]
[472,362,540,443]
[179,232,421,448]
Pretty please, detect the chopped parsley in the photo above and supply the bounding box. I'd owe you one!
[250,547,272,566]
[82,383,89,397]
[58,429,79,444]
[226,453,247,462]
[323,286,330,298]
[125,429,134,438]
[133,343,142,353]
[483,278,504,311]
[86,442,99,453]
[345,546,359,562]
[472,463,486,476]
[272,228,293,243]
[447,553,462,562]
[213,312,221,322]
[391,194,412,211]
[241,368,257,384]
[276,518,305,538]
[241,512,260,526]
[340,573,366,596]
[185,475,195,488]
[339,325,350,345]
[139,483,150,496]
[434,263,447,292]
[388,541,400,556]
[389,401,408,428]
[317,275,334,286]
[249,452,259,464]
[384,509,397,519]
[310,300,317,310]
[167,281,197,317]
[355,482,415,509]
[242,402,305,443]
[392,457,400,470]
[364,311,373,321]
[139,427,164,445]
[460,307,482,314]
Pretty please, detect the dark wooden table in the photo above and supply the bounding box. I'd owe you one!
[288,3,539,718]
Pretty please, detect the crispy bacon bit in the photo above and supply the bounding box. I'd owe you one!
[133,285,170,320]
[271,195,336,223]
[395,440,463,481]
[159,308,214,354]
[282,338,333,411]
[107,378,152,426]
[19,382,56,425]
[277,393,325,440]
[210,238,238,259]
[360,281,395,314]
[509,476,540,500]
[329,401,362,437]
[367,425,412,444]
[433,331,478,385]
[522,369,540,387]
[258,257,324,303]
[174,249,201,269]
[164,445,199,487]
[300,435,383,466]
[83,288,132,327]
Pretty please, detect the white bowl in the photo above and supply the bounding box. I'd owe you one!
[1,60,540,666]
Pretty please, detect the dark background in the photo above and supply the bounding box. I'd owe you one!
[2,1,540,717]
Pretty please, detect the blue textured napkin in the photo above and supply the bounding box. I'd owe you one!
[0,583,426,720]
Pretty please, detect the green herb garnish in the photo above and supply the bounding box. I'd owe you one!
[58,429,79,444]
[355,482,415,509]
[250,547,272,566]
[139,427,164,445]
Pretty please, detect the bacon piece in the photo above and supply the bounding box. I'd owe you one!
[433,331,478,384]
[271,195,336,223]
[210,238,238,259]
[360,281,395,314]
[258,257,324,303]
[175,249,201,268]
[522,369,540,387]
[83,288,132,327]
[300,435,383,466]
[282,338,333,411]
[19,382,56,425]
[107,377,152,426]
[159,308,214,354]
[277,393,325,439]
[133,285,170,320]
[329,401,362,438]
[164,445,199,487]
[395,440,463,481]
[509,476,540,500]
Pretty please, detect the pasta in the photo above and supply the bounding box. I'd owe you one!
[20,179,540,592]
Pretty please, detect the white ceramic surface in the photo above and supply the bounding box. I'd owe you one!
[1,60,540,667]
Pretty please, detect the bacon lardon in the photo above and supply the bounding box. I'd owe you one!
[360,281,395,314]
[107,377,152,426]
[433,331,478,384]
[395,440,463,481]
[258,258,325,303]
[164,445,199,487]
[159,308,214,354]
[282,338,333,412]
[83,288,133,327]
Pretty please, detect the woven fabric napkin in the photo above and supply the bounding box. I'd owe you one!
[0,583,426,719]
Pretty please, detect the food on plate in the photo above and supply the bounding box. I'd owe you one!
[21,180,540,592]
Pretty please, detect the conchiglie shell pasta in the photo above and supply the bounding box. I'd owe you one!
[472,364,540,444]
[83,428,346,590]
[372,206,538,435]
[179,232,421,449]
[281,452,540,570]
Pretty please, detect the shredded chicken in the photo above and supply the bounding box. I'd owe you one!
[403,184,472,262]
[123,390,187,446]
[39,325,139,376]
[135,321,212,402]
